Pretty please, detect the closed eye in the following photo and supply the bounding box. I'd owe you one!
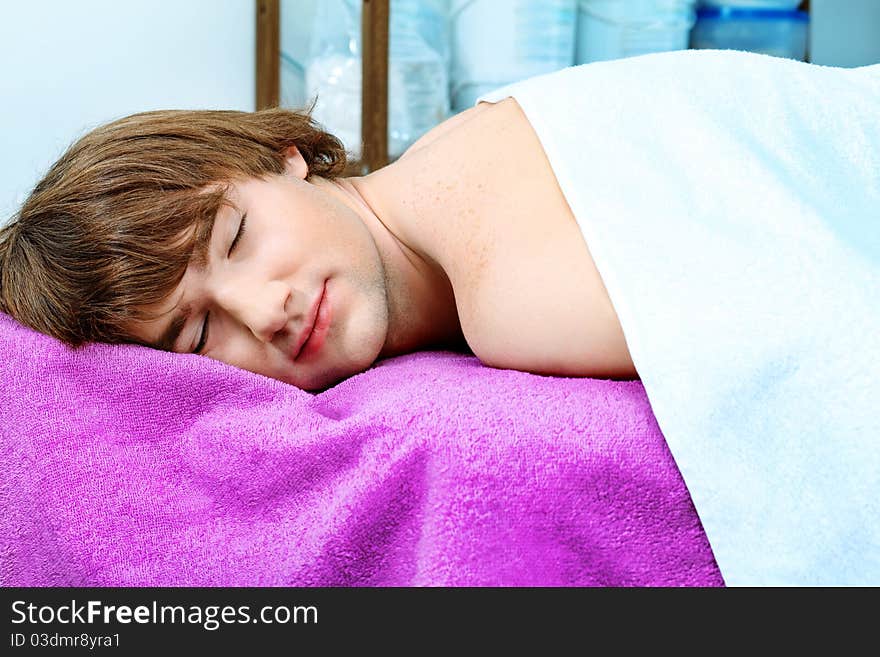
[193,312,209,354]
[193,213,246,354]
[228,212,247,255]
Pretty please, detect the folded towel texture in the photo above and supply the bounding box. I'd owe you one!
[0,312,721,586]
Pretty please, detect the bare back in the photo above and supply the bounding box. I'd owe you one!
[387,98,637,379]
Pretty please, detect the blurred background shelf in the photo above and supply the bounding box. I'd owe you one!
[255,0,880,176]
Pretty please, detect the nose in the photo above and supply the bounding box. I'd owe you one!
[214,277,292,344]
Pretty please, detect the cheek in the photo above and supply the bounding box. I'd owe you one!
[336,210,381,258]
[210,330,271,372]
[310,193,367,237]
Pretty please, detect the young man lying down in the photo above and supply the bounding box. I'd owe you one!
[0,77,636,393]
[3,49,878,586]
[3,49,877,394]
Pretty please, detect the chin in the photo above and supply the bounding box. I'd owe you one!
[296,301,388,391]
[299,363,360,392]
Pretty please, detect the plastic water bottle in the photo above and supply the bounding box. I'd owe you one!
[303,0,362,154]
[302,0,450,160]
[576,0,698,64]
[388,0,451,158]
[450,0,577,113]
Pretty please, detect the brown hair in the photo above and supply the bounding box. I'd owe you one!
[0,104,347,349]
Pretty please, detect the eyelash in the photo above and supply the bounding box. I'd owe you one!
[193,312,210,354]
[193,214,247,354]
[228,213,247,255]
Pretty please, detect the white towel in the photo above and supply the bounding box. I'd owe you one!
[478,50,880,585]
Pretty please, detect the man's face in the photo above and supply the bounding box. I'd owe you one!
[129,151,391,391]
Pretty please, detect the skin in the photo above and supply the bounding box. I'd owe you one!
[130,98,637,391]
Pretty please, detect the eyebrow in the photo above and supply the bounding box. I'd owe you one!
[150,210,219,352]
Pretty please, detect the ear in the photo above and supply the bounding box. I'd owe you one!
[281,144,308,180]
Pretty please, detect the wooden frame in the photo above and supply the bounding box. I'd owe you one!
[360,0,389,174]
[255,0,390,174]
[255,0,280,110]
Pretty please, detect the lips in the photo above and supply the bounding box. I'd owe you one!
[292,281,326,361]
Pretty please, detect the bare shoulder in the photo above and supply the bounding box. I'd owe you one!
[397,99,504,161]
[385,96,638,380]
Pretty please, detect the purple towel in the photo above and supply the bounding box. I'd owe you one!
[0,312,722,586]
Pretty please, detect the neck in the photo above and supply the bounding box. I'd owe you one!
[312,172,468,359]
